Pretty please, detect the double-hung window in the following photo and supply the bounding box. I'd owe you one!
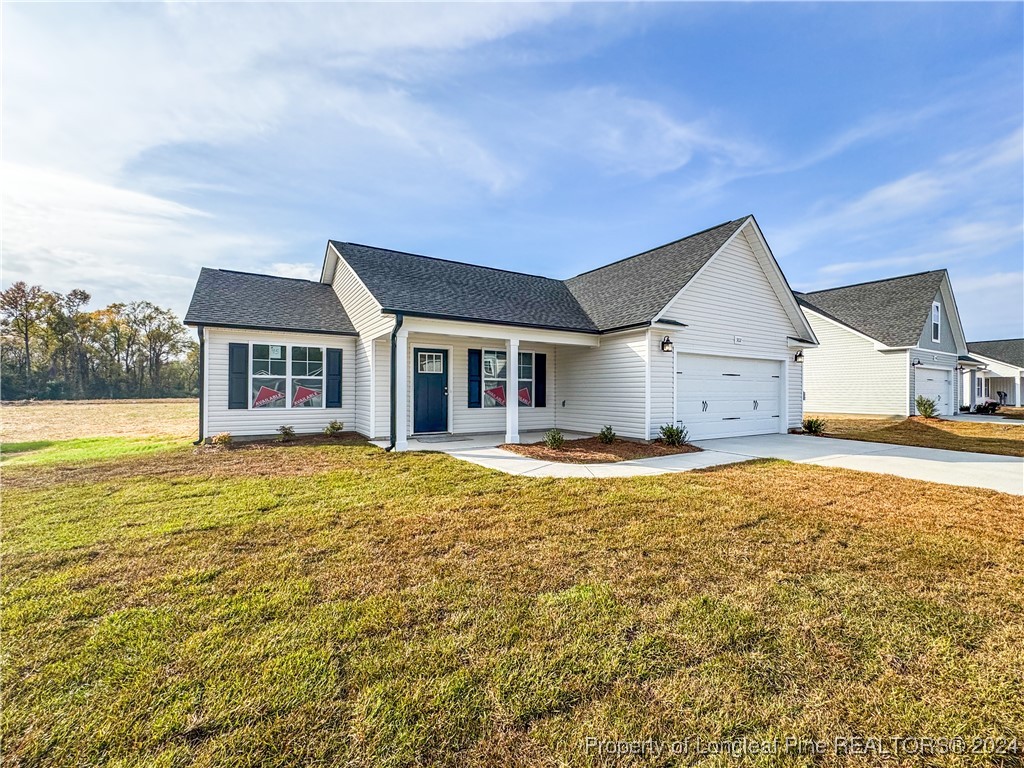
[482,350,534,407]
[251,344,325,409]
[931,302,941,343]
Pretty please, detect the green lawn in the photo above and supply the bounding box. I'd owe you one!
[3,436,1023,767]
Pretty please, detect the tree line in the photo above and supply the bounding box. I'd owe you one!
[0,282,198,401]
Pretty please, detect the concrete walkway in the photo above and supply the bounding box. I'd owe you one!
[949,413,1022,425]
[432,433,1023,495]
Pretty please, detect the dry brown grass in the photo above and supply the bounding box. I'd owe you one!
[808,415,1024,457]
[0,398,198,442]
[4,439,1023,767]
[502,437,700,463]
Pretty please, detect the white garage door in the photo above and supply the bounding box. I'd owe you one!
[914,367,953,416]
[676,353,783,440]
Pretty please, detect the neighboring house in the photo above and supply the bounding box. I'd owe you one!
[961,339,1024,408]
[184,215,818,448]
[796,270,970,417]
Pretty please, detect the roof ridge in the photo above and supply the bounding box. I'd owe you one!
[970,338,1024,344]
[802,269,946,296]
[214,268,323,285]
[566,217,747,280]
[331,240,568,284]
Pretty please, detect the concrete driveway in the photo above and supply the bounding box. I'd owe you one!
[436,433,1023,494]
[692,434,1024,495]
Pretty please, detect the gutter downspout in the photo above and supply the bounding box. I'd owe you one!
[192,325,205,445]
[385,313,404,451]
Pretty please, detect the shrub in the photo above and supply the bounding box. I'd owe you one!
[598,425,616,444]
[323,420,345,437]
[802,417,826,435]
[210,432,233,447]
[915,396,938,418]
[658,424,688,446]
[277,425,297,442]
[543,428,565,449]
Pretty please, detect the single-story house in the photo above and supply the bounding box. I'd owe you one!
[796,270,970,417]
[961,339,1024,408]
[184,215,818,448]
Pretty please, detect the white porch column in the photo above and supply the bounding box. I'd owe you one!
[395,329,409,450]
[969,370,977,411]
[505,338,520,444]
[1014,375,1021,407]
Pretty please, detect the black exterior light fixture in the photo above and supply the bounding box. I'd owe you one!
[912,358,923,367]
[661,336,674,352]
[793,350,804,362]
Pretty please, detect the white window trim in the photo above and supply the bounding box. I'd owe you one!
[931,301,941,343]
[248,342,327,410]
[482,348,535,408]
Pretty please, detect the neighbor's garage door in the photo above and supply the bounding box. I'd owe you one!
[914,366,953,416]
[676,353,783,440]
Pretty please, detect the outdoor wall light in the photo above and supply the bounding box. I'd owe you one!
[912,359,923,367]
[793,350,804,362]
[661,336,674,352]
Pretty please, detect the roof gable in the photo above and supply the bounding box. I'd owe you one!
[330,242,599,333]
[184,268,356,335]
[797,270,950,348]
[564,218,747,331]
[968,338,1024,369]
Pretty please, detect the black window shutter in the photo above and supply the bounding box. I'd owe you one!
[325,348,342,407]
[228,343,248,409]
[468,348,482,408]
[535,353,547,407]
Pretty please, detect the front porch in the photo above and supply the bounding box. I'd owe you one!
[388,316,609,450]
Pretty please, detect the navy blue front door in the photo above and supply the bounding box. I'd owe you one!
[413,348,448,433]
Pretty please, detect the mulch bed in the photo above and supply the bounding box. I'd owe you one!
[500,436,701,464]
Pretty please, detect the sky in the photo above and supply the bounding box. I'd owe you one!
[3,2,1022,340]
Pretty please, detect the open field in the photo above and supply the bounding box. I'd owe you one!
[807,415,1024,457]
[1,399,197,466]
[3,402,1023,766]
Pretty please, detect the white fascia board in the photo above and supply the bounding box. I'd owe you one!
[319,242,339,284]
[327,242,386,313]
[969,353,1021,376]
[398,316,600,347]
[938,272,969,354]
[786,337,818,349]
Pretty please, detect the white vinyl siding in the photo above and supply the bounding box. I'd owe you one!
[650,226,803,437]
[403,333,558,436]
[788,360,803,430]
[330,247,395,437]
[373,338,391,439]
[559,329,648,439]
[205,327,355,436]
[801,312,910,416]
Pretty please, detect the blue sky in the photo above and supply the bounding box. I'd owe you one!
[3,2,1022,339]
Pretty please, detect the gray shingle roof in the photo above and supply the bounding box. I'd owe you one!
[564,218,748,331]
[796,270,947,347]
[968,339,1024,369]
[331,217,747,333]
[184,268,356,335]
[331,242,600,333]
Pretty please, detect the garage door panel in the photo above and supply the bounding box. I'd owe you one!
[676,353,784,440]
[914,367,953,416]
